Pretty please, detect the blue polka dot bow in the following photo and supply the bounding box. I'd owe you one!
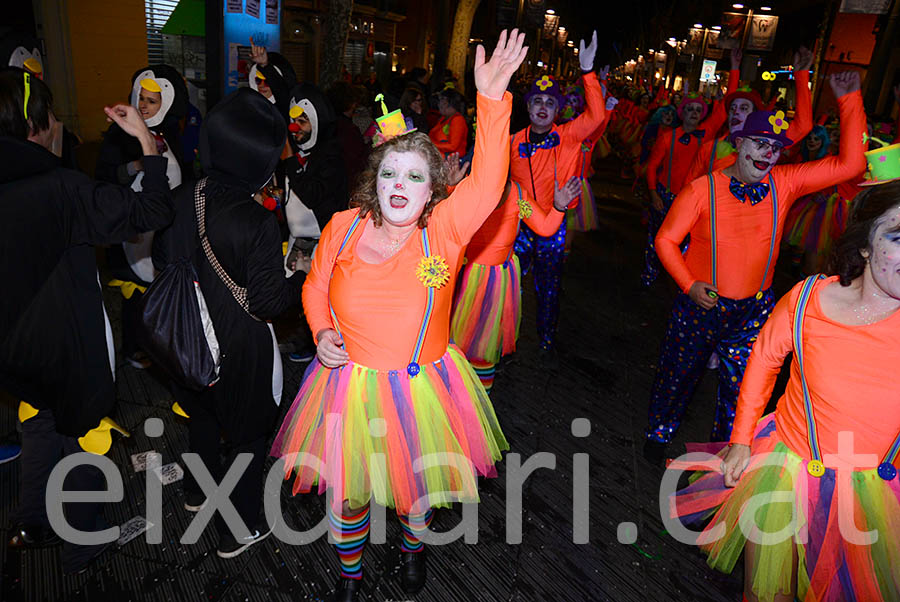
[518,132,561,158]
[729,177,769,205]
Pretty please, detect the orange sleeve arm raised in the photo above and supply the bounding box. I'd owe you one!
[730,289,795,445]
[563,71,607,142]
[785,70,812,147]
[655,179,703,292]
[436,92,513,243]
[781,90,867,200]
[302,212,354,344]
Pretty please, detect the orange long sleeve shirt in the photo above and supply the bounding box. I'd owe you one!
[302,93,511,369]
[465,182,564,266]
[644,71,736,194]
[429,112,467,157]
[656,91,866,300]
[510,71,606,213]
[687,70,813,183]
[731,277,900,469]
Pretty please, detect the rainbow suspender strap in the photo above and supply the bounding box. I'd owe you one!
[707,172,778,299]
[792,274,899,481]
[327,215,435,378]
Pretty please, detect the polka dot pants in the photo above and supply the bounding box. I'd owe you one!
[646,288,775,444]
[515,219,566,351]
[640,184,677,287]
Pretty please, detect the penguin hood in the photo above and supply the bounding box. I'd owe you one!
[199,87,287,194]
[129,64,188,129]
[287,82,337,153]
[248,52,296,104]
[1,33,42,77]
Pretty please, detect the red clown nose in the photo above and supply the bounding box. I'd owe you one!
[288,122,300,133]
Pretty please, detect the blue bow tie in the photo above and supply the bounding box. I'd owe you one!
[678,129,705,145]
[729,177,769,205]
[519,131,561,158]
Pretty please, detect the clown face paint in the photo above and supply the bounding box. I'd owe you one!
[868,205,900,301]
[728,98,754,134]
[806,133,823,154]
[138,90,162,120]
[528,94,559,132]
[681,102,704,129]
[660,110,675,126]
[376,151,433,227]
[734,136,782,183]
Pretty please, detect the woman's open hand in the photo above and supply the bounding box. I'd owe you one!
[474,29,528,101]
[316,328,349,368]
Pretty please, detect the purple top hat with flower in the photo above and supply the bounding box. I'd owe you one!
[728,109,794,147]
[524,75,566,107]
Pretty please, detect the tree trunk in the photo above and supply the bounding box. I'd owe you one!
[319,0,354,90]
[446,0,481,94]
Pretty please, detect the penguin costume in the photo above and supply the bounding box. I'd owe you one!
[248,52,296,119]
[152,88,305,556]
[280,82,347,275]
[96,65,187,366]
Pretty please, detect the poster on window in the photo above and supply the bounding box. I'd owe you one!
[839,0,891,13]
[746,15,779,52]
[685,28,704,55]
[717,12,747,49]
[227,0,243,13]
[246,0,260,18]
[266,0,279,24]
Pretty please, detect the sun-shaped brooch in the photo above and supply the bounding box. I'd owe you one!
[416,255,451,288]
[536,76,553,91]
[517,196,533,219]
[768,111,788,134]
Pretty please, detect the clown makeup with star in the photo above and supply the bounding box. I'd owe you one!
[641,71,868,465]
[509,30,610,352]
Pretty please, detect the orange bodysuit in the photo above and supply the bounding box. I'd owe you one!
[644,71,737,194]
[732,276,900,469]
[465,183,565,266]
[429,112,467,157]
[510,71,606,213]
[656,90,866,300]
[687,70,813,183]
[303,93,511,370]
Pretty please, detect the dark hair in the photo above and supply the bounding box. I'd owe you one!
[326,81,360,114]
[828,180,900,285]
[409,67,427,82]
[438,88,465,114]
[399,86,424,113]
[0,67,53,139]
[349,131,448,228]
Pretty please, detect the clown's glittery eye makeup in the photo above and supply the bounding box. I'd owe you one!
[380,168,395,178]
[408,171,425,183]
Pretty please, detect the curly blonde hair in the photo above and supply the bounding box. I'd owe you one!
[350,132,449,228]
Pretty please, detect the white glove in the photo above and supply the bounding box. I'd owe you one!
[605,96,619,111]
[579,31,598,72]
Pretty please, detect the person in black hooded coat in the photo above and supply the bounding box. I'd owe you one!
[152,88,304,559]
[0,68,173,572]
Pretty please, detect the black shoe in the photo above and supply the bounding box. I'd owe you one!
[642,439,668,466]
[288,344,316,363]
[327,577,362,602]
[183,491,207,512]
[63,540,113,575]
[7,522,62,548]
[400,549,427,594]
[216,525,271,558]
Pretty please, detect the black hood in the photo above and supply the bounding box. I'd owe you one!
[129,64,189,131]
[288,82,337,153]
[0,136,58,184]
[0,31,42,75]
[199,88,287,194]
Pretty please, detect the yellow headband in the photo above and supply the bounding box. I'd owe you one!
[289,105,305,119]
[23,72,30,119]
[140,77,162,93]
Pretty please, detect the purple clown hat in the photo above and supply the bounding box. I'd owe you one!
[729,109,794,147]
[524,75,566,107]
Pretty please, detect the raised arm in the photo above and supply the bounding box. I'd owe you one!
[435,29,526,243]
[784,48,813,147]
[784,72,866,199]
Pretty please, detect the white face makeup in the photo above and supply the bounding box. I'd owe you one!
[806,133,823,154]
[376,151,433,227]
[661,110,675,126]
[728,98,754,133]
[528,94,559,130]
[867,206,900,301]
[734,136,783,183]
[681,102,703,128]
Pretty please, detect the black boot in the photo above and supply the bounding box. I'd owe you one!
[642,438,668,467]
[327,577,362,602]
[400,548,427,594]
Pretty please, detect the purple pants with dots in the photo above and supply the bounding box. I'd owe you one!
[646,288,775,444]
[514,219,566,351]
